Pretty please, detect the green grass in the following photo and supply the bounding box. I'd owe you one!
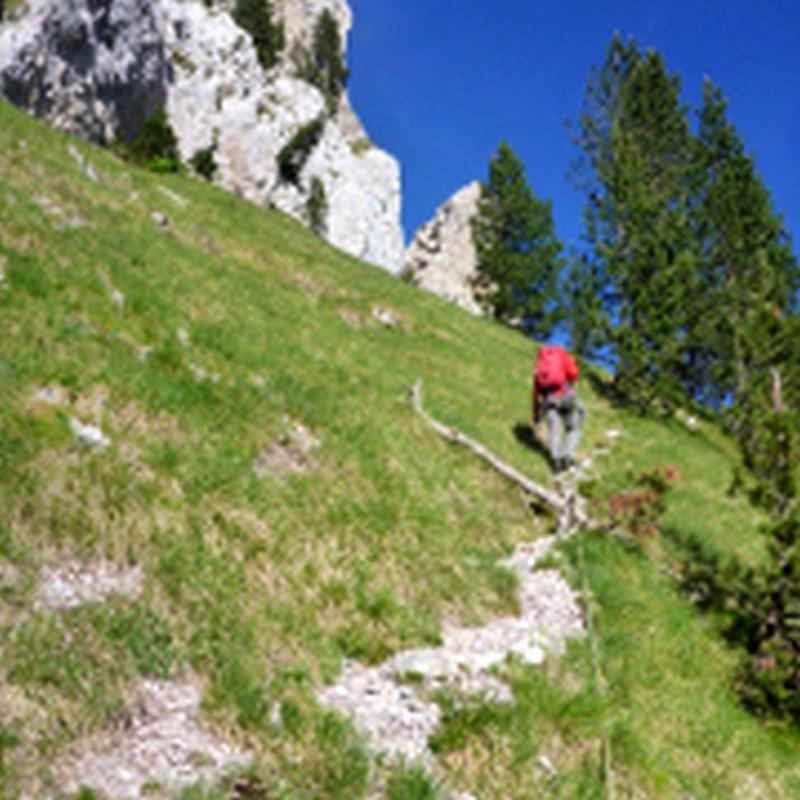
[1,98,800,797]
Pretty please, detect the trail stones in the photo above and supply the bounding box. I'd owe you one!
[152,210,169,229]
[372,304,404,330]
[67,144,99,182]
[253,419,320,477]
[318,663,442,764]
[69,417,111,451]
[38,560,143,611]
[318,534,585,765]
[54,677,250,800]
[32,384,69,407]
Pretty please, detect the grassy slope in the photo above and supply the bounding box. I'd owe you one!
[0,100,798,798]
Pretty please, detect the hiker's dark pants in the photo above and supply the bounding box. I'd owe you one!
[545,394,584,464]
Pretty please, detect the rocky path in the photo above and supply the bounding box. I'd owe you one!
[318,527,586,767]
[318,424,615,792]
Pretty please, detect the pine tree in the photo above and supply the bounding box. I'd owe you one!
[304,10,349,113]
[564,252,610,361]
[684,80,799,410]
[730,309,800,719]
[573,36,697,410]
[233,0,284,72]
[471,142,563,338]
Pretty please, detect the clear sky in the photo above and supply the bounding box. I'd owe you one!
[346,1,800,258]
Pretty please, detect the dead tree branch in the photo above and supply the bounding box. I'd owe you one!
[410,379,569,517]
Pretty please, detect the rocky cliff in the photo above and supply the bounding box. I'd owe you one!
[0,0,404,272]
[405,181,483,315]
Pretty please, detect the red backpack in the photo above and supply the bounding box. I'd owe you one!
[535,346,568,391]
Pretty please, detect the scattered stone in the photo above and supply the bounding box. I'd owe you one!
[156,185,187,208]
[372,305,404,330]
[110,288,125,309]
[54,677,250,800]
[151,211,169,229]
[318,534,584,764]
[675,408,699,430]
[32,384,69,407]
[189,362,222,383]
[339,307,363,329]
[537,753,557,777]
[38,560,143,610]
[290,272,327,296]
[250,373,268,389]
[0,561,19,591]
[137,345,153,362]
[253,419,320,477]
[67,143,99,182]
[32,192,65,220]
[176,327,190,346]
[605,429,623,440]
[69,417,111,451]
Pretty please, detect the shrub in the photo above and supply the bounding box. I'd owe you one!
[127,108,182,173]
[233,0,284,72]
[190,144,218,181]
[277,118,324,185]
[297,10,349,112]
[305,176,328,235]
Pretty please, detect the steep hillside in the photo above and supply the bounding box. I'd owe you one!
[2,101,800,799]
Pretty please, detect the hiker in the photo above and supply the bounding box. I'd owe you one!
[532,344,583,472]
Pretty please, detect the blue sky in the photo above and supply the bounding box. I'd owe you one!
[346,1,800,256]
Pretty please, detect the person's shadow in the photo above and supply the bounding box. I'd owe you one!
[512,422,555,471]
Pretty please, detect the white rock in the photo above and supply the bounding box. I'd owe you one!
[1,0,405,272]
[53,677,250,799]
[39,560,142,610]
[69,417,110,451]
[405,182,483,314]
[151,210,169,228]
[0,0,169,142]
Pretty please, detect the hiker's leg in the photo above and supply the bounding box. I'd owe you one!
[546,406,564,468]
[564,400,585,464]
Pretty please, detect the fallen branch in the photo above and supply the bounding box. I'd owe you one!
[411,379,566,515]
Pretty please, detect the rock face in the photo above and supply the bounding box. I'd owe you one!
[405,181,483,315]
[0,0,404,272]
[0,0,169,143]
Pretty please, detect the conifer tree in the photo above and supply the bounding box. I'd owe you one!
[471,142,563,338]
[729,308,800,719]
[684,80,799,409]
[234,0,284,72]
[304,9,349,113]
[572,35,697,410]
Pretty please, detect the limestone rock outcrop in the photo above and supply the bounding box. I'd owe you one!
[0,0,404,272]
[405,181,483,315]
[0,0,169,143]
